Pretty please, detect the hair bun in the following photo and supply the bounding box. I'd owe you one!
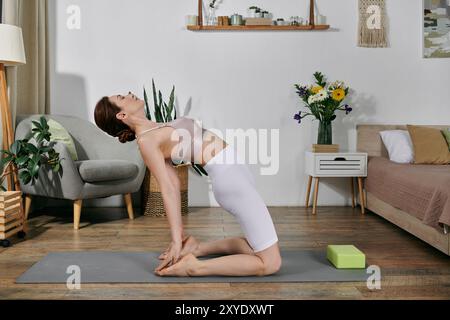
[117,129,136,143]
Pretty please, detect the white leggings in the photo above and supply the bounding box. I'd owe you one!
[203,144,279,253]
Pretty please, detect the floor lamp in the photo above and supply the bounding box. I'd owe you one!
[0,24,26,191]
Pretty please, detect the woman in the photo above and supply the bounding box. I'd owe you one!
[94,92,281,277]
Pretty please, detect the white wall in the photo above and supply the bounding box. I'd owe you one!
[48,0,450,207]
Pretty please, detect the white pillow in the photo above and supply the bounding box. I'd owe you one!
[379,130,414,164]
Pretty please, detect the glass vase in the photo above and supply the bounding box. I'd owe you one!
[317,121,333,145]
[206,7,217,26]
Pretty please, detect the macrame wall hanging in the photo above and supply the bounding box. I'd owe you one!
[358,0,388,47]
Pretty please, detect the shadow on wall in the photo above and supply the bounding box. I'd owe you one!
[179,97,192,117]
[335,89,377,150]
[48,0,89,120]
[39,1,99,209]
[51,73,89,120]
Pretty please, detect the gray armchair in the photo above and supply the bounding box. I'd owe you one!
[15,115,146,230]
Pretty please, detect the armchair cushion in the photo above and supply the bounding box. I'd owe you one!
[76,160,139,183]
[46,119,78,161]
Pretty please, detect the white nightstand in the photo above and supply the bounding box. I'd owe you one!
[305,151,368,215]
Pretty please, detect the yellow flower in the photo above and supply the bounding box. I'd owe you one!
[311,86,323,94]
[332,88,346,101]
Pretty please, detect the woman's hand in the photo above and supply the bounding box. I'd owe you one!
[158,234,189,260]
[155,240,183,272]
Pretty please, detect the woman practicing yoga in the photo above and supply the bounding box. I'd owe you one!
[94,92,281,277]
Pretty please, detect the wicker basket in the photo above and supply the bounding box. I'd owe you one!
[141,164,189,217]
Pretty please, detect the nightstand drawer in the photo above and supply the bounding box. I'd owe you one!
[315,155,366,176]
[305,151,368,177]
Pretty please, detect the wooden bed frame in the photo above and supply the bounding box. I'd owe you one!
[357,124,450,256]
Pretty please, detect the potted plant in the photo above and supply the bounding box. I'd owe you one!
[293,72,352,145]
[143,80,207,177]
[141,80,207,217]
[248,6,259,18]
[1,116,62,191]
[262,11,271,19]
[0,116,62,247]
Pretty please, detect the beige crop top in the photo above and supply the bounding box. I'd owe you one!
[136,116,207,164]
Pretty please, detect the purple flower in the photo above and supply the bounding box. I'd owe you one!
[295,85,308,98]
[344,104,353,115]
[293,111,302,124]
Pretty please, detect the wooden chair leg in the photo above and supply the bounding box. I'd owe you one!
[24,195,32,220]
[350,177,356,208]
[305,176,313,207]
[73,200,82,230]
[312,177,320,215]
[357,177,365,214]
[124,193,135,220]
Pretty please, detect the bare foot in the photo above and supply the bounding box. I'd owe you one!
[159,235,200,260]
[181,235,201,257]
[154,253,199,277]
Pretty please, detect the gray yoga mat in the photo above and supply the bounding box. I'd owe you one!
[16,250,369,283]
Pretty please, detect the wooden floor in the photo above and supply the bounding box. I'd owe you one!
[0,206,449,300]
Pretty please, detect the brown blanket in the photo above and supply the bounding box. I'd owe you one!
[366,157,450,231]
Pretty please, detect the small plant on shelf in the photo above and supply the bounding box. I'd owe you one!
[248,6,264,18]
[209,0,220,8]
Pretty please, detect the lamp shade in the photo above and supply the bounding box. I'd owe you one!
[0,24,26,66]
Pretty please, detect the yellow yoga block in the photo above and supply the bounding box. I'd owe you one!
[327,245,366,269]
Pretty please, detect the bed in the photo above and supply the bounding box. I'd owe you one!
[357,125,450,256]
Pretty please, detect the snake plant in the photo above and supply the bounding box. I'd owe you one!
[143,80,207,176]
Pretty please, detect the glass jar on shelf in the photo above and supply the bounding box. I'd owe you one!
[206,6,218,26]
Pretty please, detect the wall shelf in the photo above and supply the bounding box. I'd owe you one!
[187,25,330,31]
[190,0,331,32]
